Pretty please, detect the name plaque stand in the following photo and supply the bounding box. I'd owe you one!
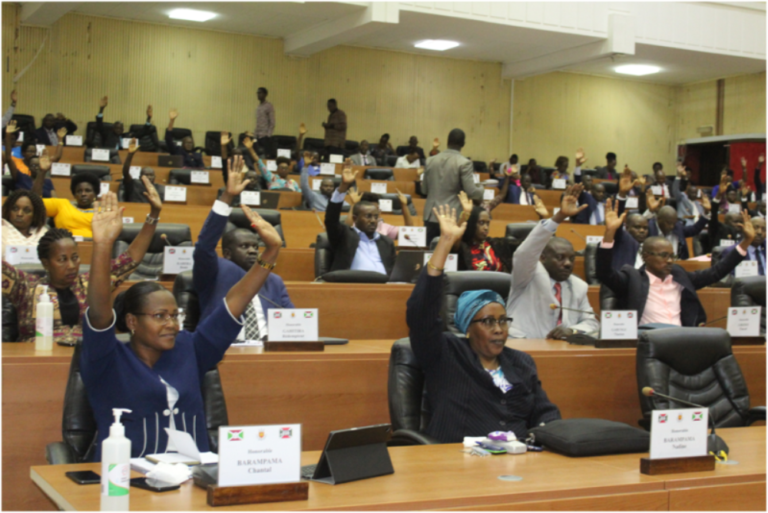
[196,480,309,507]
[639,455,716,475]
[264,339,324,352]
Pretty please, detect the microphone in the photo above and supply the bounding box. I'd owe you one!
[569,229,587,242]
[642,387,728,456]
[311,209,324,228]
[697,315,728,327]
[549,303,594,316]
[160,234,171,246]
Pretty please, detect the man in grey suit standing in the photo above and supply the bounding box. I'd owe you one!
[422,128,484,244]
[507,184,600,340]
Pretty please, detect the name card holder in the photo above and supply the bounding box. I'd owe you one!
[264,308,323,352]
[197,481,309,507]
[639,455,715,475]
[640,408,714,475]
[264,339,324,352]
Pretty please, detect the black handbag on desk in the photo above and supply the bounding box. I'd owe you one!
[528,418,649,457]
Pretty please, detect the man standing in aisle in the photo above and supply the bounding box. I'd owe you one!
[255,87,275,158]
[323,98,347,160]
[421,128,483,244]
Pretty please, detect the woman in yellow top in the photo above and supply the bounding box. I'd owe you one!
[42,173,101,238]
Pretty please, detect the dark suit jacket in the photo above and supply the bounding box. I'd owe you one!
[647,215,708,260]
[597,242,745,326]
[502,179,535,205]
[571,187,598,225]
[34,120,78,145]
[324,197,396,275]
[193,206,293,323]
[594,166,618,180]
[707,199,741,252]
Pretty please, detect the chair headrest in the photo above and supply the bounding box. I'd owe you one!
[444,271,511,299]
[72,165,111,179]
[505,223,536,241]
[229,208,281,228]
[172,270,195,296]
[733,276,766,307]
[638,328,732,375]
[116,223,192,253]
[321,270,389,283]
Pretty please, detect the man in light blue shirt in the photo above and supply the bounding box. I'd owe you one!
[300,163,337,212]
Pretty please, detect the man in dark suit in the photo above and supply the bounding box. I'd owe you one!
[324,166,396,276]
[193,156,293,341]
[594,151,618,180]
[597,199,754,326]
[34,113,77,146]
[645,186,708,259]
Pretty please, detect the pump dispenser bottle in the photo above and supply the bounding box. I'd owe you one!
[101,408,131,511]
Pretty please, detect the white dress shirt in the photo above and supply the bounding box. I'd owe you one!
[395,156,421,169]
[589,203,606,225]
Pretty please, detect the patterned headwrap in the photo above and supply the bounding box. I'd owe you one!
[454,289,505,335]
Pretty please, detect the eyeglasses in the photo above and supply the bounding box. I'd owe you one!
[644,251,675,261]
[134,312,181,324]
[469,317,513,329]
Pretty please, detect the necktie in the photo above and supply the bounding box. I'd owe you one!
[554,283,563,326]
[660,185,665,198]
[757,246,765,276]
[243,301,261,341]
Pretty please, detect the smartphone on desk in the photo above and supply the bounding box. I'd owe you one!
[130,477,180,493]
[65,470,100,485]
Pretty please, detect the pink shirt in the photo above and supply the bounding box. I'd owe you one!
[377,219,400,240]
[640,271,683,325]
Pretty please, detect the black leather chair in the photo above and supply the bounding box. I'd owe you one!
[395,145,409,157]
[377,193,417,216]
[302,137,325,153]
[312,233,388,283]
[386,155,398,167]
[731,276,766,335]
[472,161,488,174]
[11,114,36,144]
[112,224,192,280]
[708,246,735,288]
[169,169,207,185]
[45,343,230,464]
[84,148,121,164]
[128,124,160,152]
[168,128,193,147]
[583,243,599,285]
[505,223,536,242]
[85,121,110,148]
[224,208,285,247]
[344,140,359,157]
[599,284,618,311]
[173,270,200,332]
[441,271,510,333]
[2,296,19,342]
[363,168,395,181]
[72,165,112,181]
[602,182,618,196]
[272,135,297,155]
[636,328,765,429]
[387,338,439,446]
[204,131,234,157]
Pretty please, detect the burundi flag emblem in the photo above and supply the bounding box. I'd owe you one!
[693,412,703,421]
[227,429,244,441]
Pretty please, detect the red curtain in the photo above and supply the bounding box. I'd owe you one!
[729,141,766,187]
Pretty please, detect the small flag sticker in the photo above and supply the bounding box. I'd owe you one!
[304,311,314,318]
[280,427,293,439]
[227,429,244,441]
[274,312,282,319]
[658,414,668,423]
[693,412,703,421]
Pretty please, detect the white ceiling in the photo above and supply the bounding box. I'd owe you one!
[36,2,768,85]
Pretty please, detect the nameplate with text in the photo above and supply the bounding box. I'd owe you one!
[329,154,344,164]
[121,138,132,149]
[36,144,46,156]
[599,310,637,340]
[734,260,758,278]
[727,306,761,337]
[552,179,566,190]
[650,186,663,196]
[129,166,141,180]
[91,149,111,162]
[586,236,604,244]
[65,135,82,146]
[210,156,222,169]
[266,160,277,172]
[319,163,336,176]
[379,199,392,213]
[311,179,322,191]
[398,226,427,247]
[277,149,291,159]
[217,424,301,487]
[649,408,708,460]
[370,182,387,194]
[625,197,639,209]
[473,173,480,184]
[51,163,71,177]
[267,309,318,342]
[719,239,736,248]
[163,247,194,274]
[424,252,458,272]
[190,171,210,184]
[240,191,261,206]
[99,183,110,197]
[164,186,187,202]
[4,245,40,265]
[483,189,495,201]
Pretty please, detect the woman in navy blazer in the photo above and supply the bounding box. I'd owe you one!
[80,189,283,461]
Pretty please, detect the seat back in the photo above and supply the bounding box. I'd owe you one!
[204,131,232,156]
[11,114,36,143]
[128,124,159,152]
[2,295,19,342]
[112,224,193,280]
[583,243,599,285]
[386,155,398,167]
[86,121,111,148]
[731,276,766,334]
[395,145,409,157]
[3,175,15,196]
[84,148,121,164]
[302,137,325,152]
[168,169,192,185]
[363,168,395,181]
[710,246,734,287]
[473,161,488,173]
[441,271,510,333]
[173,270,200,332]
[72,165,112,181]
[599,284,618,311]
[169,128,193,147]
[602,182,618,196]
[314,232,333,277]
[272,135,297,155]
[505,223,536,241]
[388,338,430,432]
[224,209,285,247]
[636,328,751,428]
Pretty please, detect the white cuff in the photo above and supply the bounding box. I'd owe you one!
[84,308,117,332]
[617,194,627,201]
[574,166,581,176]
[212,199,233,216]
[331,189,347,203]
[222,297,245,325]
[711,198,720,204]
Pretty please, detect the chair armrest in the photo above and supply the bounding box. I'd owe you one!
[45,442,77,465]
[747,406,765,425]
[388,429,440,446]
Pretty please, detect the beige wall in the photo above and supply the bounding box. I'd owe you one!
[512,72,678,175]
[1,5,510,160]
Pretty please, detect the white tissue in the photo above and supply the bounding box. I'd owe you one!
[462,436,487,448]
[145,462,192,485]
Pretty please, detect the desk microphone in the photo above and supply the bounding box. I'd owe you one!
[642,387,728,455]
[569,229,587,242]
[549,303,594,316]
[311,209,324,228]
[160,234,171,246]
[698,315,728,327]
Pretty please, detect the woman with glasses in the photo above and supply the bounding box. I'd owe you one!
[80,184,283,461]
[406,205,561,443]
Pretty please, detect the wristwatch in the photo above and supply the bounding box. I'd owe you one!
[145,214,159,225]
[257,257,276,271]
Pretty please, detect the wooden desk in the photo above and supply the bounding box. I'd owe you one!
[28,427,766,511]
[5,340,764,510]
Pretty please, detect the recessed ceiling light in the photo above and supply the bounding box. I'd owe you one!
[615,64,661,76]
[414,40,460,51]
[168,8,217,22]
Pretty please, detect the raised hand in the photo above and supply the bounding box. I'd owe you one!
[341,166,357,186]
[299,122,307,135]
[10,90,17,104]
[302,150,313,164]
[432,204,467,241]
[533,195,549,218]
[99,96,108,109]
[395,187,408,208]
[457,190,473,213]
[57,126,68,141]
[646,191,665,213]
[39,153,51,171]
[221,131,231,146]
[699,193,711,213]
[506,163,519,177]
[5,119,18,134]
[636,175,647,188]
[716,171,730,199]
[242,136,254,150]
[760,155,765,164]
[676,163,687,178]
[619,166,636,196]
[741,156,748,168]
[169,109,178,121]
[127,138,139,154]
[224,155,251,197]
[141,175,163,212]
[241,205,282,250]
[557,184,589,220]
[432,137,440,149]
[604,197,626,236]
[740,210,755,245]
[91,192,124,245]
[347,188,362,205]
[146,105,153,118]
[575,148,587,167]
[741,181,752,197]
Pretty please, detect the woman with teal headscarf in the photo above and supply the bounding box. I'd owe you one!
[406,205,560,443]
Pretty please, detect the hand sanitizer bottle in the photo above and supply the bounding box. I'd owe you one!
[35,286,53,351]
[101,408,132,511]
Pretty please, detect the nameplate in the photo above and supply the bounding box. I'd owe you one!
[599,310,637,340]
[371,182,387,194]
[552,179,566,190]
[65,135,82,146]
[267,309,318,342]
[398,226,427,247]
[191,171,210,184]
[240,191,261,206]
[266,160,277,172]
[165,186,187,202]
[129,166,141,180]
[319,163,336,176]
[121,138,131,149]
[650,185,663,196]
[719,239,736,248]
[99,183,110,197]
[727,306,762,337]
[36,144,45,156]
[277,149,291,159]
[625,197,639,209]
[483,189,495,201]
[329,154,343,164]
[217,424,301,487]
[91,148,110,162]
[4,245,40,265]
[163,246,194,274]
[649,408,708,460]
[51,163,71,177]
[727,203,741,215]
[473,173,480,184]
[210,156,222,169]
[122,217,134,224]
[586,235,604,244]
[424,252,458,272]
[311,179,322,191]
[16,131,24,142]
[734,260,759,278]
[379,199,392,213]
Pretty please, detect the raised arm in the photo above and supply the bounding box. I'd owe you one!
[396,188,413,226]
[596,198,631,292]
[242,135,265,178]
[296,123,306,157]
[4,120,19,183]
[86,192,124,329]
[325,167,357,244]
[122,138,139,197]
[125,176,162,263]
[50,127,66,163]
[165,109,178,154]
[756,156,764,202]
[32,153,52,197]
[1,90,16,128]
[223,205,281,318]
